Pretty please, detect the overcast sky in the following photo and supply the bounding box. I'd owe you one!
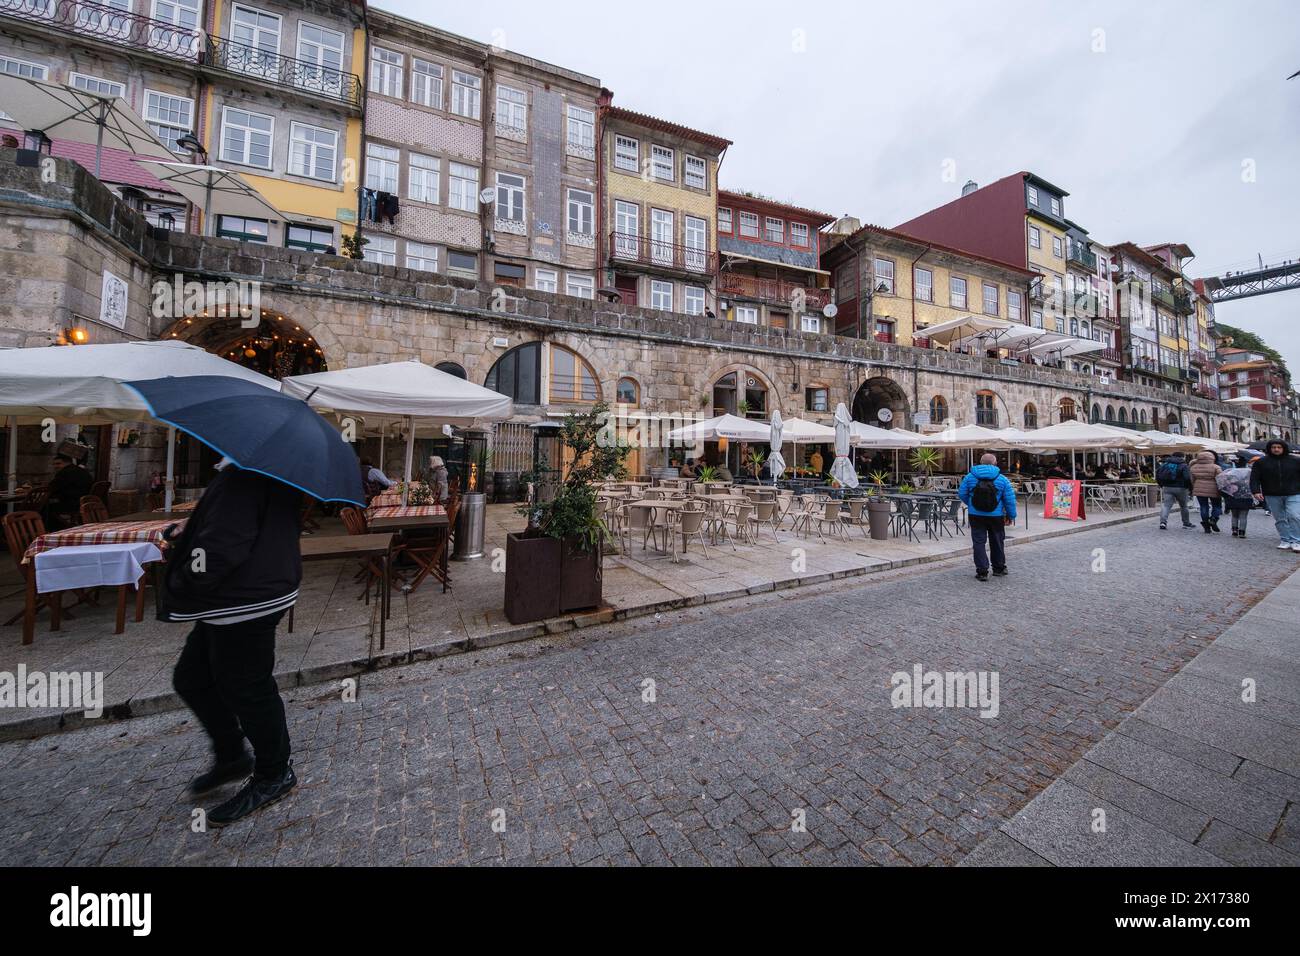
[380,0,1300,368]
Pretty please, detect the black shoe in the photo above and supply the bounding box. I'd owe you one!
[992,567,1008,577]
[976,571,989,582]
[208,763,296,828]
[189,753,254,796]
[1239,531,1247,539]
[1211,520,1221,534]
[1201,521,1213,534]
[1159,523,1167,530]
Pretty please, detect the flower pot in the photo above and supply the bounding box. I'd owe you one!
[558,536,603,614]
[1145,484,1160,507]
[867,499,892,540]
[504,532,561,624]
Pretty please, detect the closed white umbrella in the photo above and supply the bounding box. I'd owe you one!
[767,410,786,484]
[829,403,858,489]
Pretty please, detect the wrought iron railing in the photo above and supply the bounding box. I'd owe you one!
[1067,245,1097,271]
[717,273,830,310]
[1151,286,1176,310]
[609,232,716,275]
[1173,289,1194,313]
[1098,348,1123,364]
[206,35,362,108]
[0,0,202,59]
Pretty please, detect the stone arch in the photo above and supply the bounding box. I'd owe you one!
[928,394,949,425]
[159,292,338,377]
[1058,397,1078,422]
[1194,416,1206,437]
[706,362,781,417]
[853,375,911,429]
[1219,421,1229,441]
[1023,402,1039,429]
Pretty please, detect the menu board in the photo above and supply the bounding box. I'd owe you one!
[1044,479,1085,522]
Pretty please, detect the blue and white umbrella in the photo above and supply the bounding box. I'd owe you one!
[829,403,859,489]
[767,410,786,484]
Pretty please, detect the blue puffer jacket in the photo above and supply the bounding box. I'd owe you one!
[959,464,1018,519]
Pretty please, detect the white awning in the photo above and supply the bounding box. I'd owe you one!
[665,413,772,443]
[779,417,837,443]
[848,421,923,448]
[920,424,1013,448]
[132,160,281,221]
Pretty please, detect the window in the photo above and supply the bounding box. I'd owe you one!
[613,201,639,257]
[70,73,124,97]
[650,209,674,265]
[495,172,525,222]
[220,107,273,168]
[0,56,47,80]
[1028,225,1041,249]
[982,283,998,316]
[365,142,399,192]
[448,162,478,211]
[494,262,526,287]
[800,314,821,333]
[873,258,894,294]
[976,392,998,427]
[410,59,443,108]
[806,387,828,412]
[684,286,705,316]
[914,267,933,302]
[1027,185,1039,206]
[296,23,344,91]
[549,346,600,403]
[230,6,281,77]
[496,85,526,131]
[153,0,202,32]
[288,122,337,181]
[534,269,557,293]
[718,208,732,234]
[1031,309,1043,328]
[485,342,541,405]
[790,222,809,247]
[651,145,674,181]
[448,250,477,275]
[407,153,440,204]
[1008,290,1022,322]
[769,312,788,329]
[370,47,403,99]
[363,234,396,266]
[217,215,268,243]
[617,378,639,405]
[614,135,638,171]
[406,241,438,272]
[436,362,467,379]
[567,189,594,236]
[566,274,594,299]
[567,105,594,152]
[950,275,967,309]
[874,319,895,342]
[451,70,481,119]
[650,280,673,311]
[739,211,760,238]
[765,217,784,243]
[143,90,193,153]
[285,223,333,253]
[929,395,948,424]
[1050,196,1061,217]
[736,305,759,325]
[684,216,707,271]
[1052,236,1063,258]
[685,155,706,190]
[1023,404,1038,429]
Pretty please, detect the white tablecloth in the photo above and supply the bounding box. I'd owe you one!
[34,543,162,595]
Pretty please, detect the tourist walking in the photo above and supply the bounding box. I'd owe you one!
[1189,450,1223,534]
[1156,452,1195,530]
[1217,452,1261,539]
[1250,440,1300,552]
[958,453,1018,581]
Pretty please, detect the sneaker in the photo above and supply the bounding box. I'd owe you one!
[1211,520,1221,534]
[1279,543,1293,550]
[1159,523,1167,530]
[975,571,989,582]
[208,763,297,828]
[189,752,254,796]
[992,567,1009,577]
[1182,524,1196,530]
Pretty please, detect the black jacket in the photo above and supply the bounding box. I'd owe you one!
[49,463,93,506]
[1250,442,1300,497]
[1155,457,1192,490]
[156,466,302,624]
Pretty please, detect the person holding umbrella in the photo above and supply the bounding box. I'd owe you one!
[1250,439,1300,552]
[1217,451,1262,538]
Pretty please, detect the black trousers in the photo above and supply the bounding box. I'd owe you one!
[173,611,290,779]
[969,515,1007,573]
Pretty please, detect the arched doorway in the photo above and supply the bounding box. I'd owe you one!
[709,368,771,474]
[853,376,910,430]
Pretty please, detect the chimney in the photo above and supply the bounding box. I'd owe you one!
[961,180,978,197]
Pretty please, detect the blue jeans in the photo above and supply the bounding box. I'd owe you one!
[1263,494,1300,544]
[1197,496,1222,523]
[969,515,1006,573]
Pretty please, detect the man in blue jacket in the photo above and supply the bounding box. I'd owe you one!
[958,453,1019,581]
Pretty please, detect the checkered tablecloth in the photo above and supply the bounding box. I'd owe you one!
[153,500,199,513]
[23,519,184,562]
[367,505,446,520]
[368,493,405,508]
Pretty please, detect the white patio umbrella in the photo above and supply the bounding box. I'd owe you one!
[282,361,514,505]
[829,403,858,489]
[767,410,786,484]
[922,424,1012,448]
[1003,419,1149,478]
[779,417,837,443]
[132,160,282,235]
[848,421,924,448]
[0,340,279,510]
[665,413,772,444]
[0,75,173,177]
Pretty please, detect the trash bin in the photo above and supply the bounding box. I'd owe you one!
[867,499,892,540]
[453,492,486,560]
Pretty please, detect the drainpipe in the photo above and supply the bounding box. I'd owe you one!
[357,6,370,247]
[595,88,612,294]
[479,52,493,284]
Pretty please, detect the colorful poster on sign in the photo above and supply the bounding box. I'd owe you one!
[1043,479,1085,522]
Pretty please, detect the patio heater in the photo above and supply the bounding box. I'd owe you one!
[453,427,489,561]
[530,422,564,515]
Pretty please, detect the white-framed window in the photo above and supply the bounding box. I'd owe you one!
[363,234,396,266]
[614,135,638,172]
[370,47,403,98]
[684,286,705,316]
[684,216,707,272]
[288,122,337,181]
[496,84,526,131]
[69,73,125,97]
[739,211,760,238]
[143,89,193,153]
[219,107,274,169]
[765,217,784,243]
[613,201,639,258]
[448,162,478,212]
[364,142,399,192]
[685,155,706,189]
[567,104,594,151]
[230,5,281,78]
[566,274,594,299]
[650,209,674,264]
[296,22,344,91]
[534,269,557,293]
[1027,185,1039,206]
[451,70,481,119]
[1031,309,1043,328]
[982,283,998,316]
[567,188,593,236]
[718,207,732,234]
[1008,290,1022,321]
[410,58,443,108]
[406,240,439,272]
[913,266,933,302]
[736,305,759,325]
[407,152,440,204]
[651,144,674,181]
[650,280,673,311]
[1028,225,1041,249]
[0,55,47,80]
[873,257,894,294]
[1050,196,1061,217]
[152,0,201,32]
[495,172,525,222]
[790,222,809,247]
[950,275,968,309]
[1052,236,1063,258]
[801,314,821,334]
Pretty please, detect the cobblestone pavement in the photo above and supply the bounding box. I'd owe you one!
[1,520,1293,866]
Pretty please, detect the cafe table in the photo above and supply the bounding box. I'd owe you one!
[366,505,452,592]
[625,499,691,552]
[296,532,395,653]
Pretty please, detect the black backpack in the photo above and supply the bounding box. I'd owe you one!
[972,477,1000,512]
[1156,462,1182,487]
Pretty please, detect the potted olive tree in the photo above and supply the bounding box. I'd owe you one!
[504,404,629,624]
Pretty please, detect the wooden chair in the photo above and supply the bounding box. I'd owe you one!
[89,480,111,506]
[79,495,110,525]
[339,506,387,605]
[3,511,63,634]
[299,497,321,534]
[396,495,459,593]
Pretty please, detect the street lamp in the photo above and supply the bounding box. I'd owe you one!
[175,131,211,235]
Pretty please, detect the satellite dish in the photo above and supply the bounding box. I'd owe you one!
[822,302,839,319]
[877,408,893,423]
[479,187,497,205]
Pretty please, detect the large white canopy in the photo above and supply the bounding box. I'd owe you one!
[849,421,924,448]
[0,340,278,424]
[779,417,837,443]
[132,160,281,221]
[918,315,1040,350]
[666,413,771,444]
[920,424,1011,448]
[1004,419,1149,450]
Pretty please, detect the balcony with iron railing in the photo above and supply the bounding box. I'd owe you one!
[717,273,831,311]
[1173,289,1194,313]
[1097,348,1123,364]
[1190,348,1213,368]
[609,232,717,277]
[1151,286,1176,310]
[1,0,202,59]
[1066,244,1097,271]
[1193,384,1219,400]
[205,35,363,109]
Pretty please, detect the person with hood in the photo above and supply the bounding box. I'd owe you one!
[1250,439,1300,552]
[427,455,450,504]
[1189,450,1223,534]
[958,453,1018,581]
[164,459,302,827]
[1217,452,1261,538]
[1155,452,1195,531]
